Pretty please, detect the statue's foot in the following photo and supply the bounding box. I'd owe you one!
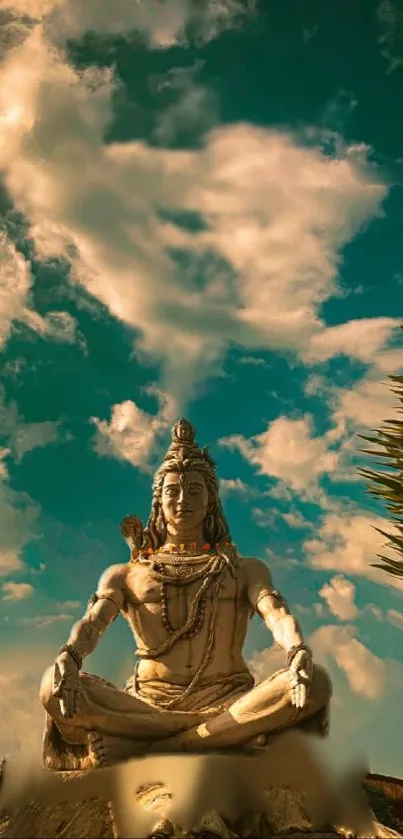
[88,731,146,767]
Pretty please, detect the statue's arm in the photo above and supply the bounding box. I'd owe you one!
[244,557,305,655]
[64,564,127,663]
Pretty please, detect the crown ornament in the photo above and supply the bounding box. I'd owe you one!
[162,418,215,471]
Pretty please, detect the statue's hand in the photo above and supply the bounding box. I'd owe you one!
[52,652,81,718]
[288,648,313,710]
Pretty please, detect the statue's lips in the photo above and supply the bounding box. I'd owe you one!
[175,510,193,516]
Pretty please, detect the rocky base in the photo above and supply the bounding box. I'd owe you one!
[0,797,114,839]
[1,774,402,839]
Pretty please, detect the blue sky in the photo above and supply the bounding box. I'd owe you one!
[0,0,402,777]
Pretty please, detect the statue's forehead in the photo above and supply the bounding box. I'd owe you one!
[163,469,205,486]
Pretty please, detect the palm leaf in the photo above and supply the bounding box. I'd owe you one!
[358,367,403,578]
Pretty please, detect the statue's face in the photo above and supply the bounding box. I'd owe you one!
[161,470,209,534]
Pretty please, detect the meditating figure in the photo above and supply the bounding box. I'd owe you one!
[40,419,332,769]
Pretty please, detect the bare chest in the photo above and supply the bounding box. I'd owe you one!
[125,561,242,607]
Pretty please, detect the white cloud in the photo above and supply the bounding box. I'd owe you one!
[304,317,400,365]
[280,509,310,529]
[1,581,34,601]
[3,0,255,49]
[0,0,58,16]
[249,624,386,701]
[220,477,252,496]
[0,232,31,350]
[311,624,386,700]
[247,626,403,775]
[304,510,403,589]
[248,643,284,683]
[11,420,61,460]
[0,230,82,352]
[251,506,279,529]
[302,351,403,487]
[220,356,403,504]
[237,355,268,367]
[58,599,82,610]
[22,307,84,348]
[318,575,359,621]
[366,603,383,621]
[0,385,61,460]
[377,0,403,75]
[0,549,23,576]
[327,373,401,443]
[91,393,173,471]
[11,612,77,628]
[0,453,39,578]
[0,24,392,408]
[221,415,339,494]
[386,608,403,630]
[0,645,54,760]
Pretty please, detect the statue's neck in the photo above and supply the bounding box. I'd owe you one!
[161,540,212,554]
[164,525,205,549]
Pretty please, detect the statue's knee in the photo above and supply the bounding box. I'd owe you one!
[311,664,333,706]
[39,666,55,710]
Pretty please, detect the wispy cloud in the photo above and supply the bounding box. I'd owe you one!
[0,644,55,759]
[220,477,253,496]
[2,0,255,50]
[0,451,39,579]
[249,623,387,702]
[237,355,268,367]
[0,232,83,351]
[1,581,34,601]
[91,388,175,471]
[0,231,31,350]
[220,415,339,496]
[0,384,62,460]
[8,612,77,629]
[219,349,403,502]
[377,0,403,74]
[0,20,391,410]
[311,624,386,700]
[303,317,400,366]
[386,608,403,630]
[318,575,359,621]
[280,509,311,529]
[304,510,403,589]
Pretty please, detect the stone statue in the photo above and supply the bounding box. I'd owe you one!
[39,419,332,771]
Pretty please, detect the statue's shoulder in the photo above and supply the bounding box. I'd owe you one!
[97,562,129,592]
[238,555,273,585]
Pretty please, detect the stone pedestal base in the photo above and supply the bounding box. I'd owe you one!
[0,792,114,839]
[1,743,401,839]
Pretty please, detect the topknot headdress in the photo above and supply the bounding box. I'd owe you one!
[155,418,216,485]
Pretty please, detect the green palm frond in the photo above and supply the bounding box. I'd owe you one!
[371,560,403,577]
[358,372,403,579]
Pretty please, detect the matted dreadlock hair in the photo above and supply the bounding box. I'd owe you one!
[142,418,231,551]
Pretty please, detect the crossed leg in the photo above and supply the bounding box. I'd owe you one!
[149,665,333,753]
[39,667,215,768]
[39,664,332,767]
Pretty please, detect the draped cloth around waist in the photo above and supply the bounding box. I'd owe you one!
[125,667,255,713]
